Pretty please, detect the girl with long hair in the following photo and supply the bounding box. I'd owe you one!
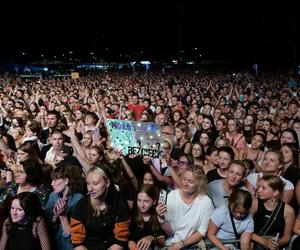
[128,184,165,250]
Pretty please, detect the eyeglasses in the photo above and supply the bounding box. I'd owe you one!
[178,160,189,165]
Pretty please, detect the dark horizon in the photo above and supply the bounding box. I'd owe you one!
[0,1,299,66]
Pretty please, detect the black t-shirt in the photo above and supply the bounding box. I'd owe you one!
[206,168,225,183]
[124,155,149,181]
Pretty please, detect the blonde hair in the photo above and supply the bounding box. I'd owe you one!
[87,166,110,216]
[181,165,208,195]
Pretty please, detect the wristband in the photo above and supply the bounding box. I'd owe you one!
[157,217,165,224]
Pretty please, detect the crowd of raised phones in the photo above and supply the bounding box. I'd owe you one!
[0,69,300,249]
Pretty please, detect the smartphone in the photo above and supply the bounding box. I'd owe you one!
[159,189,168,204]
[274,232,280,242]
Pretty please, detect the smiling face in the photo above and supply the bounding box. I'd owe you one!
[202,118,212,130]
[10,199,27,223]
[143,172,154,185]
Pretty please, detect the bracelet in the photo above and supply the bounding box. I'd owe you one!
[181,240,186,248]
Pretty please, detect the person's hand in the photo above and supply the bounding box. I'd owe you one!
[137,235,154,250]
[143,156,151,165]
[54,151,68,164]
[168,241,183,250]
[264,237,279,250]
[53,198,67,217]
[156,202,167,219]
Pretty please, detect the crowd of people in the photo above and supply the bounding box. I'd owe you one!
[0,69,300,249]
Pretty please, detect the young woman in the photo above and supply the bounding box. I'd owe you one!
[280,143,300,213]
[207,146,235,183]
[203,146,218,174]
[246,150,294,204]
[5,159,51,207]
[208,160,247,208]
[207,189,254,250]
[0,192,51,250]
[251,175,295,249]
[128,184,165,250]
[225,119,246,151]
[45,165,85,250]
[191,142,206,168]
[172,123,192,156]
[242,133,265,171]
[156,166,214,249]
[70,165,130,250]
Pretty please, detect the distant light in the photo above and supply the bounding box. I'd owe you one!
[140,61,150,65]
[172,60,178,64]
[43,67,48,71]
[186,61,195,65]
[41,54,44,58]
[90,52,94,55]
[199,54,202,57]
[194,48,198,50]
[69,51,73,54]
[130,61,136,66]
[21,52,26,56]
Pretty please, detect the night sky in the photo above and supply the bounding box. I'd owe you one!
[0,1,299,65]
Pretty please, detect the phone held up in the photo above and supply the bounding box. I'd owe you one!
[159,189,168,204]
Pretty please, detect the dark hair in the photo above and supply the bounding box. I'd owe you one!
[134,184,159,232]
[280,128,299,148]
[22,160,43,186]
[218,146,235,160]
[281,143,299,167]
[18,141,41,162]
[7,192,44,236]
[206,146,219,156]
[229,189,252,211]
[13,192,43,221]
[51,165,85,194]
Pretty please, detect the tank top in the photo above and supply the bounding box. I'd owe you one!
[8,222,42,250]
[253,199,285,237]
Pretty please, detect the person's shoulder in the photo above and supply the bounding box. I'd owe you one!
[284,202,295,217]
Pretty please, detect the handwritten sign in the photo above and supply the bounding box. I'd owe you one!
[107,119,163,158]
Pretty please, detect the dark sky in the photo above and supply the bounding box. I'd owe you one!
[0,1,299,65]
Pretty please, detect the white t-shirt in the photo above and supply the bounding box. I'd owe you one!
[165,189,214,246]
[246,173,294,190]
